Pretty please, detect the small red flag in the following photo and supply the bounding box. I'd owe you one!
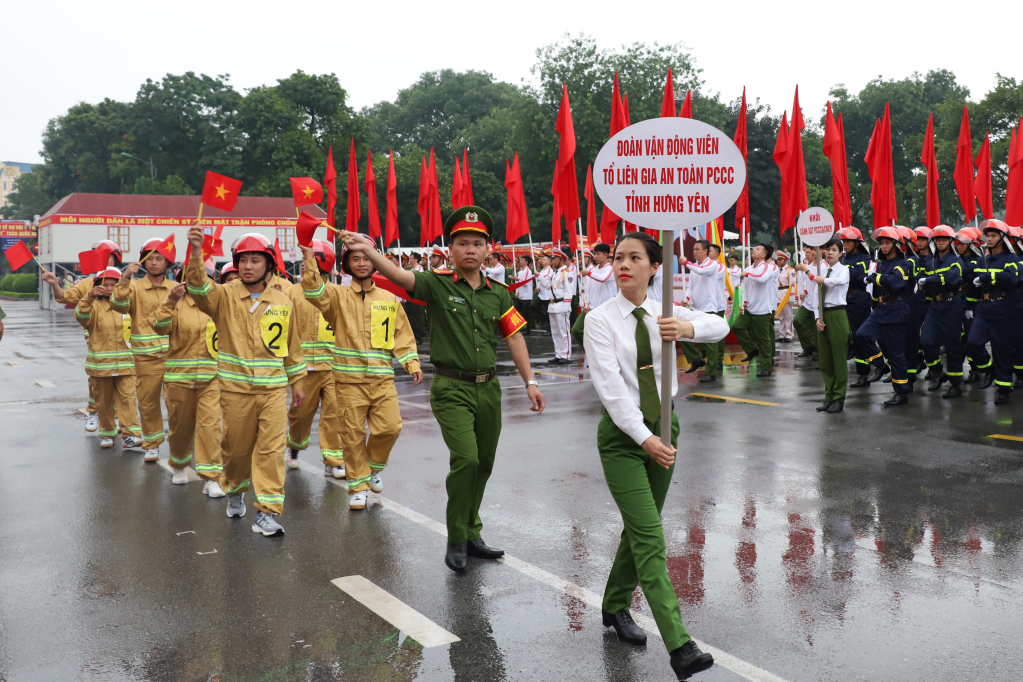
[325,146,337,228]
[4,240,34,271]
[919,112,941,227]
[462,149,474,206]
[660,69,677,117]
[211,225,224,257]
[678,90,693,119]
[200,171,243,212]
[385,150,399,248]
[451,157,464,210]
[953,106,977,223]
[371,274,425,306]
[865,103,898,228]
[185,234,219,264]
[555,84,581,226]
[733,88,751,237]
[584,164,598,248]
[974,131,993,221]
[272,239,287,274]
[1006,119,1023,226]
[296,210,325,247]
[418,156,430,247]
[289,177,324,207]
[824,101,853,228]
[345,139,361,233]
[507,275,536,292]
[78,247,111,275]
[152,234,177,262]
[773,111,791,233]
[365,150,381,240]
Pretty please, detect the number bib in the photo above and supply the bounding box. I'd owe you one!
[317,314,335,343]
[122,314,132,347]
[206,319,219,359]
[259,305,291,358]
[370,301,399,350]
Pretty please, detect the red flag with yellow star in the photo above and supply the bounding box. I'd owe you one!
[289,177,324,207]
[201,171,243,212]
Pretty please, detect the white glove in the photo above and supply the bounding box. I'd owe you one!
[863,277,870,285]
[965,309,974,320]
[918,277,927,286]
[973,277,982,287]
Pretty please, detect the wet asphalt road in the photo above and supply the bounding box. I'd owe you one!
[2,298,1023,682]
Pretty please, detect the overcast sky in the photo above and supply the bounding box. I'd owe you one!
[4,0,1020,164]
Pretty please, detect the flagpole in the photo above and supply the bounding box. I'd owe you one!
[527,232,537,274]
[659,228,673,448]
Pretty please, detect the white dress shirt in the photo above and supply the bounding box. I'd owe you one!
[584,291,731,446]
[797,261,826,312]
[685,258,727,313]
[727,265,742,290]
[484,264,505,283]
[537,266,553,301]
[647,267,664,303]
[514,267,534,300]
[586,262,617,309]
[549,265,575,313]
[741,261,779,315]
[812,262,850,319]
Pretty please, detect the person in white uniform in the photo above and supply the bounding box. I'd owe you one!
[811,238,851,413]
[548,248,575,363]
[775,252,796,342]
[513,254,535,335]
[535,251,553,332]
[680,239,728,383]
[483,252,506,283]
[584,243,617,310]
[733,244,779,377]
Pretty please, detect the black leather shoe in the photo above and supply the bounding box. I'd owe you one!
[756,370,773,378]
[827,400,844,413]
[698,375,716,383]
[739,349,759,363]
[942,384,962,399]
[684,359,706,374]
[849,375,871,388]
[444,542,467,572]
[867,364,890,383]
[670,640,714,680]
[547,357,562,364]
[796,348,815,358]
[466,538,504,559]
[980,371,995,389]
[927,374,948,391]
[995,391,1011,405]
[881,375,893,383]
[923,367,941,381]
[963,371,980,384]
[883,393,909,407]
[1014,378,1023,389]
[816,401,833,412]
[601,609,647,645]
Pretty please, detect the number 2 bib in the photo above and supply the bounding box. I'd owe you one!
[206,319,219,359]
[259,305,291,358]
[370,301,398,350]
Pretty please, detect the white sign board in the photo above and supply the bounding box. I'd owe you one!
[796,207,835,247]
[593,118,747,232]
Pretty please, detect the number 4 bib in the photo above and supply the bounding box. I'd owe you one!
[370,301,398,350]
[259,305,291,358]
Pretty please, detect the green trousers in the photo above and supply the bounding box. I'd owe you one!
[571,310,587,348]
[793,306,817,353]
[430,374,502,544]
[680,311,725,376]
[817,308,851,401]
[732,312,774,369]
[600,412,690,653]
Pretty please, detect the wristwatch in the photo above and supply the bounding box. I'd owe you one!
[525,380,539,388]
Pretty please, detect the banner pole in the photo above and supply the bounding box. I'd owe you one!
[659,228,673,447]
[527,232,537,274]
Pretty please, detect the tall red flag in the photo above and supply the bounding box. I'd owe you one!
[345,139,361,232]
[773,111,791,233]
[660,69,677,117]
[462,149,474,206]
[974,131,993,220]
[919,112,941,227]
[678,90,693,119]
[324,146,337,228]
[864,103,898,228]
[385,150,399,248]
[786,87,809,230]
[427,148,443,243]
[551,166,563,245]
[733,88,750,237]
[555,84,581,226]
[584,164,598,247]
[200,171,243,212]
[600,74,628,244]
[451,157,463,209]
[364,150,381,240]
[418,157,430,247]
[823,101,853,228]
[622,93,631,125]
[504,153,530,243]
[954,106,977,223]
[1006,119,1023,226]
[3,240,34,271]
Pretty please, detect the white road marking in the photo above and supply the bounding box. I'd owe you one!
[78,408,90,416]
[157,459,202,482]
[7,361,23,367]
[176,530,196,536]
[35,379,55,388]
[397,399,432,411]
[297,459,788,682]
[196,549,218,555]
[331,575,460,648]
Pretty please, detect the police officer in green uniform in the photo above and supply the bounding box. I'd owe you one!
[339,206,545,572]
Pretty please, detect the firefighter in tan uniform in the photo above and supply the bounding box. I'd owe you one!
[301,240,422,511]
[73,267,142,449]
[186,226,306,537]
[150,263,226,497]
[111,238,175,462]
[285,239,346,478]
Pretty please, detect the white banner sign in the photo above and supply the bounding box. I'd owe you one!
[796,207,836,247]
[593,117,747,232]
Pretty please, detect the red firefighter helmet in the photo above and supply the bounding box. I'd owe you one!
[96,266,122,282]
[230,233,277,272]
[872,226,904,250]
[895,226,917,249]
[981,219,1014,250]
[930,225,956,239]
[139,237,175,264]
[913,226,933,240]
[311,239,336,273]
[837,226,868,251]
[90,240,123,266]
[219,263,239,283]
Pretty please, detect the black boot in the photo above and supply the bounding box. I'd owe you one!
[466,538,504,559]
[881,375,893,383]
[980,371,995,389]
[927,374,948,391]
[756,370,773,378]
[816,401,833,412]
[684,359,705,374]
[867,363,890,383]
[601,609,647,645]
[941,384,962,399]
[963,370,980,384]
[883,393,909,407]
[698,375,717,384]
[850,375,871,388]
[924,366,942,381]
[827,399,845,413]
[739,349,759,363]
[995,391,1011,405]
[444,542,467,572]
[670,641,715,680]
[796,347,815,358]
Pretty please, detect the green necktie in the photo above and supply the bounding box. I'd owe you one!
[632,307,661,425]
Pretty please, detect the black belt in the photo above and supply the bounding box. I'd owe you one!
[880,294,907,304]
[983,292,1010,301]
[928,293,956,302]
[434,365,497,384]
[824,305,846,310]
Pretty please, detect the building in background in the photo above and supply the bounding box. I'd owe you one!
[0,162,35,207]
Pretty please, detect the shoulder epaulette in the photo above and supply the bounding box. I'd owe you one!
[486,276,509,287]
[432,269,454,275]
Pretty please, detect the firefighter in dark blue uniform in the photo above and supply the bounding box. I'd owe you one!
[841,227,887,387]
[918,225,964,398]
[899,226,927,389]
[966,219,1020,405]
[854,226,913,406]
[1007,225,1023,389]
[954,228,985,384]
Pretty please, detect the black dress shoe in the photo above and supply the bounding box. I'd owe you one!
[816,401,833,412]
[995,391,1011,405]
[827,399,844,413]
[684,359,706,374]
[670,640,714,680]
[739,349,759,363]
[980,371,995,389]
[466,538,504,559]
[881,376,893,383]
[883,393,909,407]
[927,374,948,391]
[796,348,815,358]
[601,609,647,645]
[698,375,716,383]
[444,542,467,572]
[1015,378,1023,389]
[942,384,962,399]
[547,357,562,364]
[866,364,890,383]
[963,371,980,384]
[756,370,773,378]
[849,375,871,388]
[924,367,942,381]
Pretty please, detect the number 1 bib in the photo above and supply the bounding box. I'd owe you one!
[370,301,398,350]
[259,305,291,357]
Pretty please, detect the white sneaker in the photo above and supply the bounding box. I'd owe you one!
[144,448,159,462]
[171,468,189,485]
[122,436,141,450]
[85,414,99,432]
[326,464,345,479]
[226,493,246,517]
[252,511,284,536]
[349,492,368,510]
[100,438,114,448]
[286,448,300,469]
[204,480,226,498]
[371,473,383,493]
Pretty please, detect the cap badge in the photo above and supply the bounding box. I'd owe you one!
[465,212,479,223]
